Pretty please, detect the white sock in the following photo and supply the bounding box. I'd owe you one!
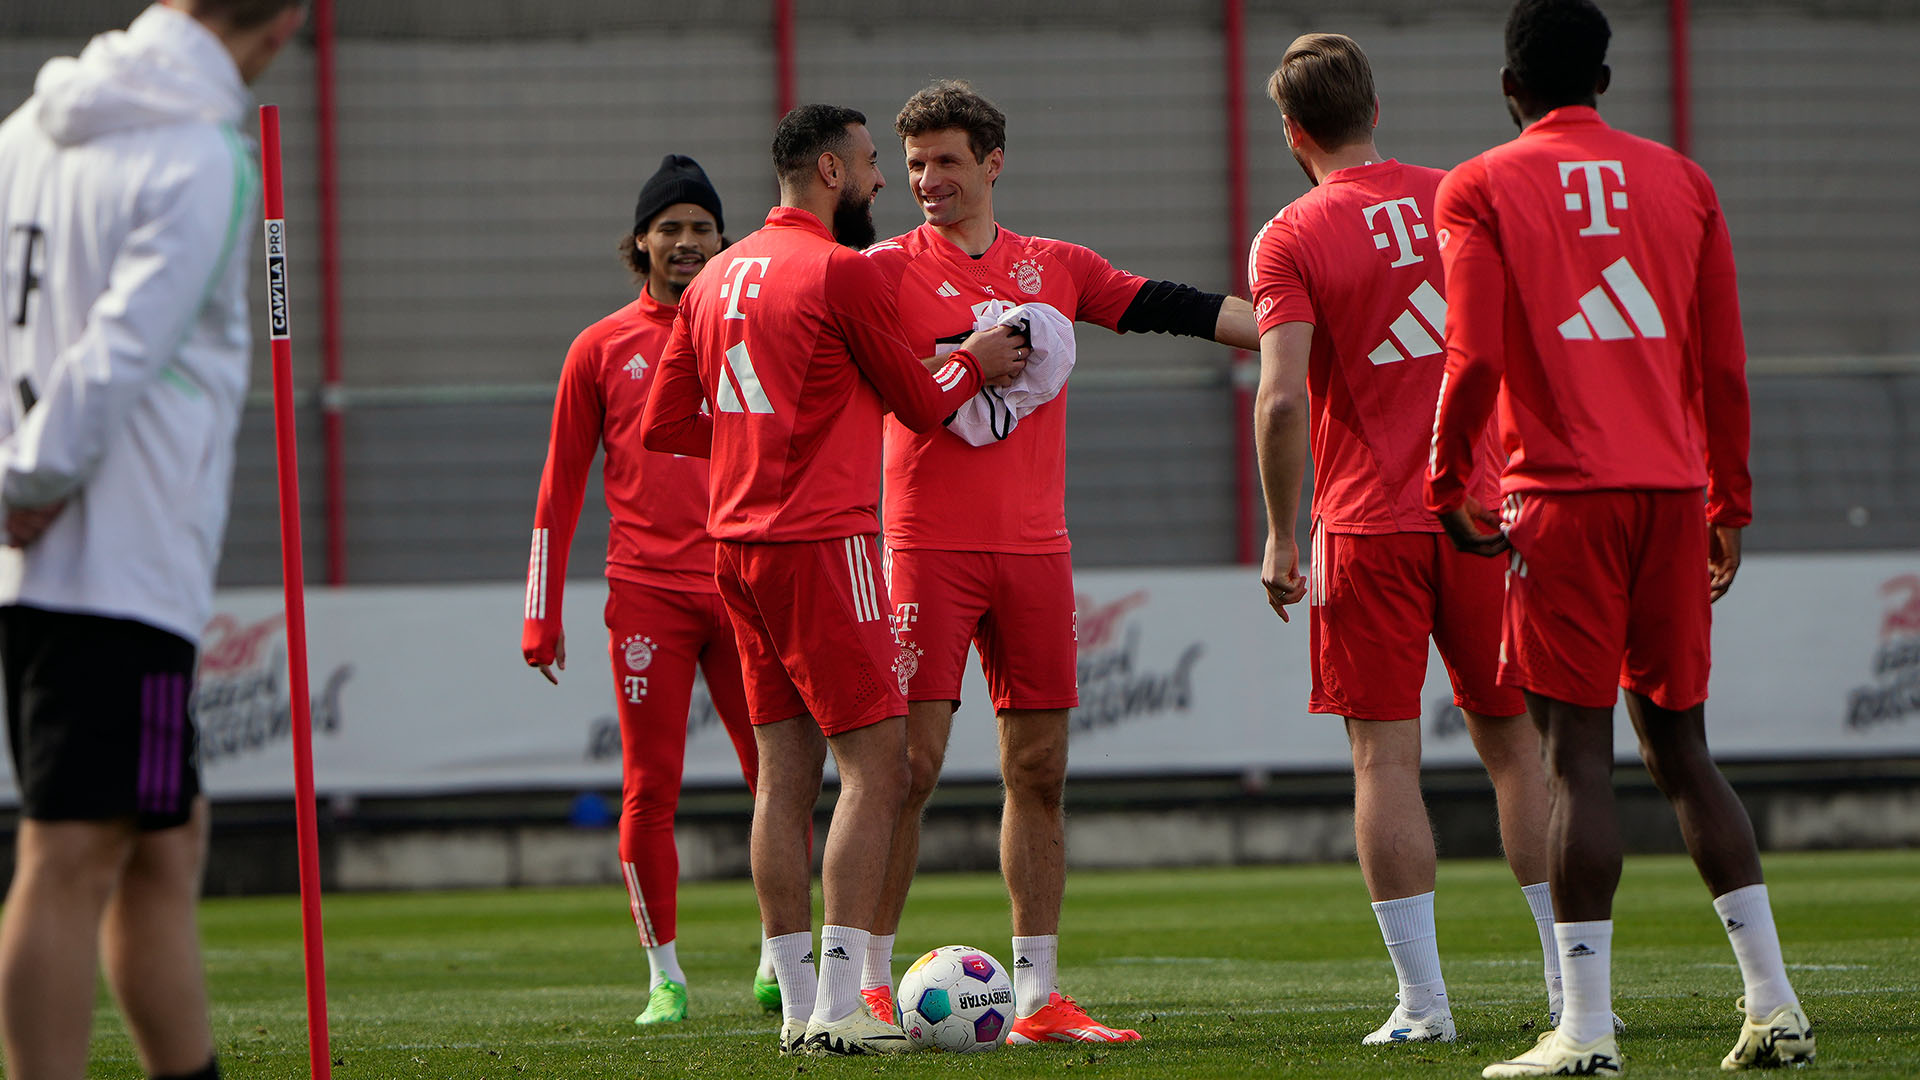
[1372,892,1446,1014]
[768,930,816,1026]
[863,933,896,992]
[645,939,685,988]
[758,927,776,980]
[1554,919,1613,1044]
[1713,883,1799,1018]
[812,925,870,1024]
[1011,934,1058,1018]
[1523,882,1563,1004]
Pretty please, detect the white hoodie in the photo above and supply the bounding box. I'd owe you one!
[0,4,258,645]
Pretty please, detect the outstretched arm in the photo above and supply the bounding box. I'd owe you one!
[833,252,1026,430]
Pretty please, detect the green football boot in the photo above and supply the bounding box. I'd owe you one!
[753,969,782,1013]
[635,978,688,1026]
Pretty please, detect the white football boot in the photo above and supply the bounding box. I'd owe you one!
[1721,997,1814,1070]
[1483,1029,1622,1078]
[803,1007,913,1055]
[1362,997,1457,1044]
[777,1017,807,1055]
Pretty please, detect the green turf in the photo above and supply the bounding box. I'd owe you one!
[71,850,1920,1077]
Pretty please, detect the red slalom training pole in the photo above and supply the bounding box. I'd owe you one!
[258,103,334,1080]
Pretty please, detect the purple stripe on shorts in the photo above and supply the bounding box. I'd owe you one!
[138,674,159,813]
[163,672,185,812]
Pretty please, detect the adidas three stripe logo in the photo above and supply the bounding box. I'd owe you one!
[1559,256,1666,341]
[1367,280,1448,366]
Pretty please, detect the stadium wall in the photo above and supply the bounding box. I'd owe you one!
[2,1,1916,584]
[0,556,1916,892]
[2,3,1916,891]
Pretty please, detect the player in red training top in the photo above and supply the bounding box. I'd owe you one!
[641,104,1026,1057]
[1250,32,1594,1045]
[521,155,764,1027]
[1423,3,1811,1075]
[858,80,1259,1044]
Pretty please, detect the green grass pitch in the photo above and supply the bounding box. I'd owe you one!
[71,850,1920,1077]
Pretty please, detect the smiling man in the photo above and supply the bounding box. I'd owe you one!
[522,154,763,1028]
[858,80,1259,1044]
[640,104,1027,1056]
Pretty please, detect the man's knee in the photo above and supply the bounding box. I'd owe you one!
[905,745,944,808]
[1001,740,1066,806]
[1466,714,1543,780]
[13,821,135,904]
[835,731,911,799]
[1345,718,1421,779]
[1636,733,1711,797]
[1629,698,1714,796]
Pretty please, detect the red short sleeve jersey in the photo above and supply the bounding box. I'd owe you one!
[865,224,1147,553]
[639,207,984,544]
[1248,160,1501,534]
[521,291,716,664]
[1425,107,1752,526]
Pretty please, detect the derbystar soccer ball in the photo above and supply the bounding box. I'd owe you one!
[897,945,1016,1052]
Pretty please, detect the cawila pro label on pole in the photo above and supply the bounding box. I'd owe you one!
[259,103,333,1080]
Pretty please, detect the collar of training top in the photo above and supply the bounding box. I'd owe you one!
[1526,105,1607,136]
[763,206,834,240]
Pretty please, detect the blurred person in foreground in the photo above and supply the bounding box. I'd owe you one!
[0,2,305,1079]
[641,104,1026,1056]
[856,79,1258,1044]
[1425,0,1812,1074]
[522,154,767,1026]
[1250,31,1613,1044]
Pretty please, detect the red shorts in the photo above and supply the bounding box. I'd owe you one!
[1308,525,1523,721]
[1499,489,1712,711]
[714,535,907,735]
[883,548,1079,712]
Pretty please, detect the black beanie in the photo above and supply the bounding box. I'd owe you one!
[633,154,724,236]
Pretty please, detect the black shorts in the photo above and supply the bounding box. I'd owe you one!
[1,604,202,829]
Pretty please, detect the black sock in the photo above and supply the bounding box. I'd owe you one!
[151,1057,218,1080]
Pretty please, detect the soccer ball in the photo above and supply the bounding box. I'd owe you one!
[897,945,1016,1052]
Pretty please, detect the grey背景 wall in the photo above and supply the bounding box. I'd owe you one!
[3,0,1914,585]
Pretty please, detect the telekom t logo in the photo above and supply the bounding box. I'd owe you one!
[892,602,919,636]
[1559,160,1628,236]
[719,256,772,319]
[1362,197,1429,268]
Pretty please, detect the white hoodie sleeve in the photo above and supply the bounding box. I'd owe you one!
[1,134,242,509]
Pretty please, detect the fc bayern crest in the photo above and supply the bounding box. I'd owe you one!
[1012,258,1043,295]
[893,643,923,696]
[621,635,655,672]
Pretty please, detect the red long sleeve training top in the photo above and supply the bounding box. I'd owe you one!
[1425,106,1752,527]
[641,206,985,543]
[521,289,717,666]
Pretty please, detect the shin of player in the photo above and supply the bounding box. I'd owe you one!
[640,104,1026,1056]
[523,155,763,1027]
[858,80,1261,1044]
[1250,34,1583,1044]
[1426,3,1810,1075]
[0,4,304,1080]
